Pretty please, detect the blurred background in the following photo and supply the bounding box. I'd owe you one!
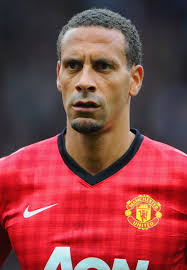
[0,0,187,269]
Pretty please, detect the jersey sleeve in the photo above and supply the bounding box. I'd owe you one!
[0,156,12,267]
[0,223,12,267]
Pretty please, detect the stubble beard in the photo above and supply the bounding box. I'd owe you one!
[71,118,103,134]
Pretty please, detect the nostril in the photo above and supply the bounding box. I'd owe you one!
[75,85,82,91]
[75,85,96,91]
[88,86,95,91]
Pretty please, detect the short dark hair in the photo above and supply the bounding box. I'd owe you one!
[57,8,142,68]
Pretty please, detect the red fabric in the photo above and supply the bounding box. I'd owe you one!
[0,134,186,269]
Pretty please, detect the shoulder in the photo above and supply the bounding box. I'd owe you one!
[141,134,186,161]
[139,134,187,215]
[140,134,187,181]
[0,135,60,221]
[0,134,59,173]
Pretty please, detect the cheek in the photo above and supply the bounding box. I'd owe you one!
[59,73,69,91]
[116,75,131,100]
[59,75,74,105]
[106,77,130,113]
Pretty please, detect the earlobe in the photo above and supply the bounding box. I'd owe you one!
[129,65,144,97]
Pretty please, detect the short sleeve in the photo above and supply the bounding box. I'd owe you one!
[0,223,12,267]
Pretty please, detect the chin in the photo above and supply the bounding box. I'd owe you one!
[71,118,103,134]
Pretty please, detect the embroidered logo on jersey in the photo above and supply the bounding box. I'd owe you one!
[23,203,58,218]
[125,195,162,230]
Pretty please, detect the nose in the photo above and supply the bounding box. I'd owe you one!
[75,67,96,92]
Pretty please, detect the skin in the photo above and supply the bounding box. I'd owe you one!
[57,26,144,176]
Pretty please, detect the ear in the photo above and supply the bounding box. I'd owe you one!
[129,65,144,97]
[56,60,62,92]
[57,60,61,77]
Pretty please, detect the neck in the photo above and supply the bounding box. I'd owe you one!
[65,115,135,176]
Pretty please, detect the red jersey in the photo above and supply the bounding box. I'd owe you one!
[0,127,186,270]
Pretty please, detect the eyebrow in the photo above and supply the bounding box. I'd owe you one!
[62,57,118,67]
[62,58,82,65]
[93,58,117,67]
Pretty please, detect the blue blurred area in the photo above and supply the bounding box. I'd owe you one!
[0,0,187,268]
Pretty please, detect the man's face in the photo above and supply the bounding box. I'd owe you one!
[57,26,140,134]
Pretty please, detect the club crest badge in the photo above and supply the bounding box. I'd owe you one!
[125,194,162,230]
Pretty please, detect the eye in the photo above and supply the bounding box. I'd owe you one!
[66,60,82,71]
[94,60,112,71]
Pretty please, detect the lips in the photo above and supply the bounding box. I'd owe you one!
[72,100,100,112]
[73,101,100,108]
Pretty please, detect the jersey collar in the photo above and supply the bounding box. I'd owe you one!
[58,127,143,186]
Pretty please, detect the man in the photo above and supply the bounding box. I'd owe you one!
[0,8,186,270]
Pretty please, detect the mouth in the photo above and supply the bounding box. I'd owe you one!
[72,101,100,112]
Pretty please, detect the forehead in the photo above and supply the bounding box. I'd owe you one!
[61,26,126,61]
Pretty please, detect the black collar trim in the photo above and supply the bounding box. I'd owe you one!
[58,127,144,186]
